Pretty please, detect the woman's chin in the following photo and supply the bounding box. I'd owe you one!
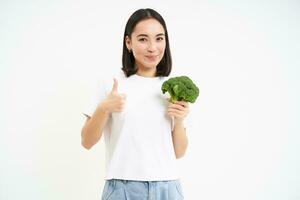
[146,61,160,67]
[140,63,157,69]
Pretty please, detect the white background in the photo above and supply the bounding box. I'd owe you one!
[0,0,299,199]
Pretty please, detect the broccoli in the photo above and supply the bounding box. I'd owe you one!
[161,76,199,103]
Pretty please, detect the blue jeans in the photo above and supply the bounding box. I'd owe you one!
[101,179,184,200]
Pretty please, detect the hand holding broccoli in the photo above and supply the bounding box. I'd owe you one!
[167,100,190,125]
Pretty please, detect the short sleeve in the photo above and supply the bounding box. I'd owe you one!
[82,79,109,118]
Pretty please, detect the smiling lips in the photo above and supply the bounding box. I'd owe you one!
[145,55,158,61]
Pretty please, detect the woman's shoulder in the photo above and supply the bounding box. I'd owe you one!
[98,70,125,82]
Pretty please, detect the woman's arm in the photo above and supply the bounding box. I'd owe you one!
[81,78,126,149]
[167,100,190,159]
[81,102,110,149]
[172,122,188,159]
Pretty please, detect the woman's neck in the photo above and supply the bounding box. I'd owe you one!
[136,67,156,78]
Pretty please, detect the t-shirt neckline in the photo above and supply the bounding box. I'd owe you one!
[132,73,162,80]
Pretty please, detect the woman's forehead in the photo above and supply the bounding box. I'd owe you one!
[132,19,165,36]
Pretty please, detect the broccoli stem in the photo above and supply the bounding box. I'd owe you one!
[169,96,179,103]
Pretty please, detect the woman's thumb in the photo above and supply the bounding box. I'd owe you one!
[111,78,118,93]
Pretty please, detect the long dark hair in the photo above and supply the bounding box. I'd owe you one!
[122,8,172,78]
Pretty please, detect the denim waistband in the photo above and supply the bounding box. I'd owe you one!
[109,178,179,185]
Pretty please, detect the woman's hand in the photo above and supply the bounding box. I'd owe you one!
[166,100,190,125]
[100,78,126,113]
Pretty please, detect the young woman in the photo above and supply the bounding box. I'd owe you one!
[81,8,190,200]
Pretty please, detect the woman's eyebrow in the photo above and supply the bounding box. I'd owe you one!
[137,33,165,37]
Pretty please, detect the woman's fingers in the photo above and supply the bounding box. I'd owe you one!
[175,101,189,108]
[167,107,187,117]
[168,102,189,111]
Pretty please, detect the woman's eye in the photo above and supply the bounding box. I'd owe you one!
[138,37,164,42]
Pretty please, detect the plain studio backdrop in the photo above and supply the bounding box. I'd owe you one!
[0,0,299,199]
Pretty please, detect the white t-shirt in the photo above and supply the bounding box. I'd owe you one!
[82,71,189,181]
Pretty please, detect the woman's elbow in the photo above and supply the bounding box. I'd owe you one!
[81,129,93,150]
[175,146,188,159]
[81,139,93,150]
[175,151,186,159]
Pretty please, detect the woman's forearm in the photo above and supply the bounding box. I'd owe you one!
[81,102,110,149]
[172,121,188,159]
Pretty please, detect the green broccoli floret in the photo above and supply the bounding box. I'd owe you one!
[161,76,199,103]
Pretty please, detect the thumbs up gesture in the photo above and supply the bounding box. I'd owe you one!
[101,78,127,113]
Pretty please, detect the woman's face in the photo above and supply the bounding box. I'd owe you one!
[125,18,166,74]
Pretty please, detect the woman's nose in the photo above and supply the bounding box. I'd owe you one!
[147,41,156,52]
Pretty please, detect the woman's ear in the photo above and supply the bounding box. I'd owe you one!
[125,36,131,51]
